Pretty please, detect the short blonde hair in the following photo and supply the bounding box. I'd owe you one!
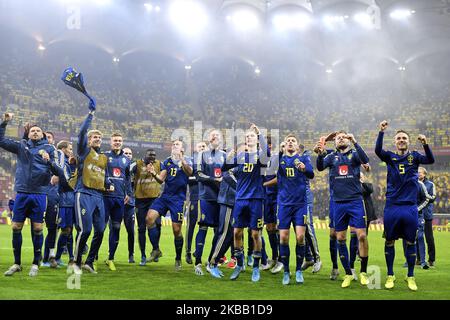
[88,130,103,139]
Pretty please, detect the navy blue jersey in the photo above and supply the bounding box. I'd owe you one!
[223,134,269,200]
[54,150,76,208]
[302,151,314,205]
[188,155,199,201]
[277,154,314,205]
[317,144,369,202]
[195,149,227,201]
[103,150,132,199]
[263,154,278,195]
[161,156,192,200]
[188,176,199,201]
[375,132,434,205]
[226,152,266,200]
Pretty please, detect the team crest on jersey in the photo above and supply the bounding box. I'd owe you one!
[407,155,414,165]
[294,159,300,166]
[338,165,348,176]
[109,157,113,163]
[122,157,127,165]
[113,168,121,177]
[347,154,353,160]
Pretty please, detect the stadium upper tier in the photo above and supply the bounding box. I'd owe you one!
[1,54,449,150]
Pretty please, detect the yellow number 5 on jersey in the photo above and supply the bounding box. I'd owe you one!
[399,164,405,175]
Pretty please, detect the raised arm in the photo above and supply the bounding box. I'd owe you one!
[78,111,94,157]
[180,156,193,177]
[375,121,390,162]
[417,135,435,165]
[0,113,20,154]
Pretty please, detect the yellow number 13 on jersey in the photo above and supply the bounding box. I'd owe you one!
[170,168,177,176]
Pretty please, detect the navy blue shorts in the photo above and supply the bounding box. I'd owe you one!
[104,197,125,224]
[45,196,59,228]
[333,199,366,232]
[57,207,74,229]
[12,193,47,223]
[150,196,185,224]
[74,192,106,234]
[264,194,277,224]
[383,203,418,243]
[198,200,220,227]
[329,200,335,229]
[278,203,308,229]
[233,199,264,230]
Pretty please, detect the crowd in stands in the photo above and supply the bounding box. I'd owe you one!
[0,51,449,215]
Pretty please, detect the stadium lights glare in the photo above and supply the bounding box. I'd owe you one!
[144,3,160,12]
[144,3,153,11]
[398,66,406,71]
[254,67,261,74]
[113,57,120,63]
[272,13,312,31]
[390,9,415,20]
[353,12,374,29]
[38,44,46,51]
[325,68,333,74]
[93,0,111,5]
[322,15,348,29]
[169,1,209,36]
[184,65,192,70]
[227,10,260,32]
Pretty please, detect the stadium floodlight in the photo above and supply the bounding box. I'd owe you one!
[169,1,209,36]
[113,57,120,63]
[398,66,406,71]
[254,67,261,74]
[184,65,192,70]
[144,3,153,11]
[353,12,374,29]
[272,13,312,31]
[38,44,46,51]
[227,10,260,32]
[390,9,414,20]
[325,68,333,74]
[94,0,111,5]
[322,15,347,29]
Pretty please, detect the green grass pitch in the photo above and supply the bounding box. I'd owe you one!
[0,224,449,300]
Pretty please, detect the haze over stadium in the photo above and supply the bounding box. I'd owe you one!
[0,0,449,301]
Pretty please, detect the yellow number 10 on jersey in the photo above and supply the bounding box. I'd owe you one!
[286,167,295,177]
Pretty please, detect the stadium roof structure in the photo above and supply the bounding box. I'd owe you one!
[1,0,450,74]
